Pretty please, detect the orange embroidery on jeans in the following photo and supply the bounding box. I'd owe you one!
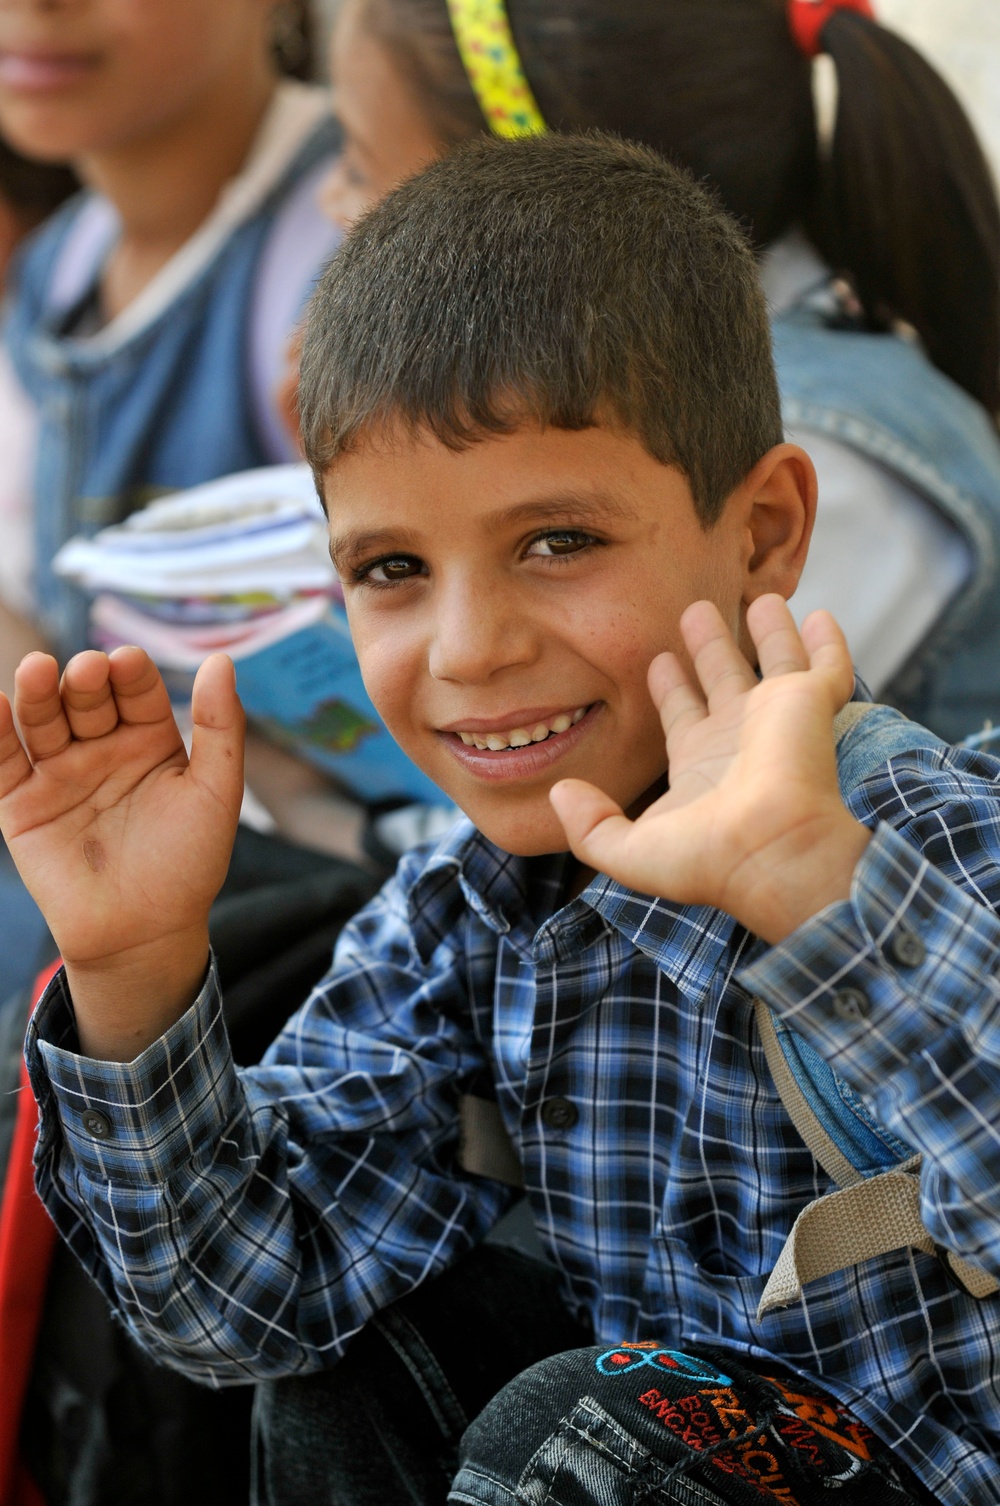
[764,1377,873,1462]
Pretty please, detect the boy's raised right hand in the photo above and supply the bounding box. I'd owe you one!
[0,647,244,1060]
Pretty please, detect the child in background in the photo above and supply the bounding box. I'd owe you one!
[0,0,339,674]
[314,0,1000,743]
[0,4,355,1501]
[0,0,348,1007]
[6,132,1000,1506]
[0,138,75,663]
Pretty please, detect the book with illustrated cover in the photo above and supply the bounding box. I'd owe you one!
[56,465,442,806]
[226,606,441,803]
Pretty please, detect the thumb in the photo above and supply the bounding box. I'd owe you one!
[189,655,245,816]
[549,778,632,871]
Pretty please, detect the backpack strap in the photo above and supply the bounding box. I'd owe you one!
[755,998,998,1314]
[756,700,999,1316]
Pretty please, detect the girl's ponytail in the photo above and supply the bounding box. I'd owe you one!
[812,10,1000,416]
[362,0,1000,419]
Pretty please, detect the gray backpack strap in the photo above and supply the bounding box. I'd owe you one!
[755,999,863,1191]
[756,701,998,1312]
[755,999,998,1315]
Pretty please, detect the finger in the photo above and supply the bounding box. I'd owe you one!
[14,652,73,762]
[647,652,706,749]
[0,691,31,804]
[188,655,246,821]
[800,610,856,707]
[745,595,809,679]
[679,600,757,712]
[60,650,118,742]
[106,645,180,728]
[550,778,699,900]
[549,778,632,871]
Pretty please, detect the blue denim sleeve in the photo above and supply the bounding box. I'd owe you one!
[25,875,510,1385]
[740,818,1000,1273]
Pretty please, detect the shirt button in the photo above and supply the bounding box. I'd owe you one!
[831,988,870,1023]
[541,1097,578,1131]
[81,1109,112,1139]
[888,927,926,968]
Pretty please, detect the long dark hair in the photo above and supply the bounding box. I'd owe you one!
[362,0,1000,418]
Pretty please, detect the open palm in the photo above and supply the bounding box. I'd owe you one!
[550,595,869,944]
[0,647,244,968]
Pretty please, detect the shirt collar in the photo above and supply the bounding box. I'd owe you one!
[404,817,747,1008]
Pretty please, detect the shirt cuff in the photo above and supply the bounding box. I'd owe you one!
[738,821,1000,1092]
[25,957,244,1185]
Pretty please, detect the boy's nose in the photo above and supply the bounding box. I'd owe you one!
[428,583,539,684]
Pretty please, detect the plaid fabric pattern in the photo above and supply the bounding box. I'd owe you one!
[25,738,1000,1505]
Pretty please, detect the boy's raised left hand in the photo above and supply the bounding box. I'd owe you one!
[550,595,870,944]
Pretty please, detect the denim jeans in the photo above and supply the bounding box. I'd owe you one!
[450,1345,935,1506]
[251,1245,933,1506]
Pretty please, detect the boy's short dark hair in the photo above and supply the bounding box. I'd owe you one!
[299,131,782,523]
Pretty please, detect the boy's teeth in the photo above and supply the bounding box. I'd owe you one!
[456,706,589,751]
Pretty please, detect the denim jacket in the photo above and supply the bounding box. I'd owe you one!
[773,304,1000,744]
[3,100,340,660]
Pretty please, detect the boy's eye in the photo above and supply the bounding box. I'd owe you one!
[355,554,425,586]
[526,530,597,558]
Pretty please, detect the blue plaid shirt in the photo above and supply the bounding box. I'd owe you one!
[26,736,1000,1505]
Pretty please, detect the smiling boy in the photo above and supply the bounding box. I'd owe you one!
[2,134,1000,1506]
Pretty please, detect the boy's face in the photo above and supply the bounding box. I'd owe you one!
[324,422,806,857]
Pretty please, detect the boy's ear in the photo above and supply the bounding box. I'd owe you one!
[736,443,816,604]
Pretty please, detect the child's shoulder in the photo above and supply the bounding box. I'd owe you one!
[838,698,1000,898]
[7,187,101,313]
[834,698,947,801]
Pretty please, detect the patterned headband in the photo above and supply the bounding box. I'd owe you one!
[445,0,547,138]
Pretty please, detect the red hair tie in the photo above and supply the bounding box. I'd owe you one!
[788,0,875,58]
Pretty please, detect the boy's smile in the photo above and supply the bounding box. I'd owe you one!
[323,421,811,856]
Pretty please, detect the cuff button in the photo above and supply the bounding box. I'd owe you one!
[888,928,926,968]
[832,988,870,1022]
[81,1109,112,1139]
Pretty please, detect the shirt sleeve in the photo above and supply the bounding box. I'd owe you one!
[25,872,511,1385]
[740,801,1000,1276]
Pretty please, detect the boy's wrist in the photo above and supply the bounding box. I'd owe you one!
[738,816,872,946]
[63,925,212,1062]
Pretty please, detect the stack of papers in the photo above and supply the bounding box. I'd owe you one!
[54,465,440,804]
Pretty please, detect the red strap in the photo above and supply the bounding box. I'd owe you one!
[0,964,61,1506]
[787,0,875,57]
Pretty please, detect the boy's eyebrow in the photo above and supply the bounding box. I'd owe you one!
[489,491,640,531]
[328,491,639,565]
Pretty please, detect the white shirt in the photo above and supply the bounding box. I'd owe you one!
[761,233,972,694]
